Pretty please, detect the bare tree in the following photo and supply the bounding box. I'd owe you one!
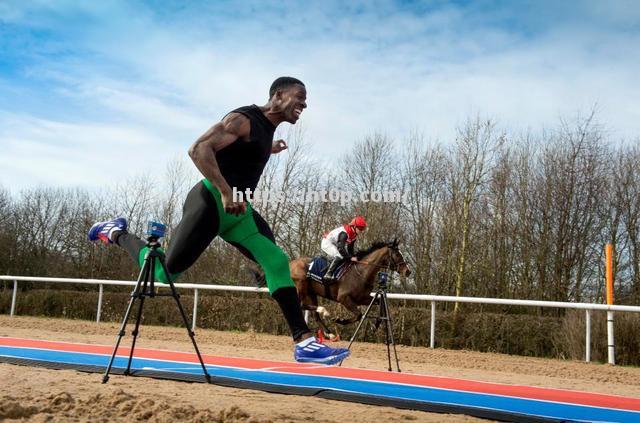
[256,124,310,239]
[339,132,402,244]
[529,111,607,303]
[399,134,447,292]
[109,173,157,236]
[610,144,640,302]
[157,155,197,244]
[448,118,504,310]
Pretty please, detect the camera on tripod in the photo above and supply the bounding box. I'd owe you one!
[343,269,400,371]
[102,219,211,384]
[377,271,389,290]
[146,221,166,239]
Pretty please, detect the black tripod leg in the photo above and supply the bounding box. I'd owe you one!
[338,292,380,367]
[158,256,211,383]
[125,275,149,375]
[381,292,401,372]
[102,257,149,383]
[379,293,392,371]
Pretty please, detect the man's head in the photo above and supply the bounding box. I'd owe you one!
[269,77,307,124]
[349,215,368,235]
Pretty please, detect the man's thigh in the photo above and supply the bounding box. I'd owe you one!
[165,182,220,274]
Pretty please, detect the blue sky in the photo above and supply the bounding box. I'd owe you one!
[1,0,639,190]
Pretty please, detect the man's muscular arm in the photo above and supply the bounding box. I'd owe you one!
[188,112,250,215]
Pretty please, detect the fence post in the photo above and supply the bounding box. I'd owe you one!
[430,300,436,348]
[192,288,199,331]
[96,284,103,323]
[585,309,591,362]
[10,280,18,316]
[605,244,615,365]
[607,311,615,365]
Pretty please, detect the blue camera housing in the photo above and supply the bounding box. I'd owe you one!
[146,221,166,238]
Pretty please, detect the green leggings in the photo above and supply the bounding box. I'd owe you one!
[122,180,294,294]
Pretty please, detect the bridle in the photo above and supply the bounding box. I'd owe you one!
[352,245,407,274]
[386,246,407,273]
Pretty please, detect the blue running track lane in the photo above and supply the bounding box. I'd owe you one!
[1,337,639,423]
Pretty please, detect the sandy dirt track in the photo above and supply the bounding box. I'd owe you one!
[1,315,639,422]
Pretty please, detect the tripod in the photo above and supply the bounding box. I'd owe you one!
[342,271,400,372]
[102,222,211,384]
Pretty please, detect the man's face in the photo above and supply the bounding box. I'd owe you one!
[355,226,366,235]
[278,84,307,124]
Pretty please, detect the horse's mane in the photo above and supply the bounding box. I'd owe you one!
[355,240,393,260]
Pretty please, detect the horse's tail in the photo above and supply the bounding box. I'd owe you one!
[297,257,312,279]
[295,257,320,297]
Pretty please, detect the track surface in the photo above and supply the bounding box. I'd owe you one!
[0,316,638,421]
[2,337,640,422]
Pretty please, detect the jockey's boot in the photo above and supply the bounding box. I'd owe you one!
[324,257,341,282]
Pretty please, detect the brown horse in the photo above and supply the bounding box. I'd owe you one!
[290,240,411,337]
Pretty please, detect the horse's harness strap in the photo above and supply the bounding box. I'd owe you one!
[352,258,406,270]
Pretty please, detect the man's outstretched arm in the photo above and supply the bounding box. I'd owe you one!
[188,112,250,215]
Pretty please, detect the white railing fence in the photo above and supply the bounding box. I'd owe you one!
[3,275,640,364]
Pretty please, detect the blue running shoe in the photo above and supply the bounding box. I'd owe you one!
[88,217,128,245]
[294,337,350,365]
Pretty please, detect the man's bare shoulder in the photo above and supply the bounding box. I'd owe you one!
[221,112,250,138]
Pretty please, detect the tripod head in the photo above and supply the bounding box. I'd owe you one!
[145,221,166,244]
[377,271,389,291]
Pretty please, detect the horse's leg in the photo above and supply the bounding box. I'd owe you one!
[308,291,339,339]
[291,259,328,318]
[291,258,339,339]
[314,309,336,340]
[302,292,335,339]
[334,294,363,325]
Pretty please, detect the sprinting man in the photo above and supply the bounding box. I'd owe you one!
[89,77,350,365]
[321,216,367,281]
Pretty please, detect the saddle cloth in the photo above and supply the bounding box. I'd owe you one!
[307,257,349,283]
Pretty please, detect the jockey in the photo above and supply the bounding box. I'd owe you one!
[321,216,368,281]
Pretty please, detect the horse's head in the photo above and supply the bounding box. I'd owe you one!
[356,239,411,277]
[386,239,411,278]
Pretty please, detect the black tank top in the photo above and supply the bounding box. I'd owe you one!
[216,105,276,192]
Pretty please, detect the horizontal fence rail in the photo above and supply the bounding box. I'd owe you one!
[3,275,640,363]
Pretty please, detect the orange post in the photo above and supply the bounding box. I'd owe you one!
[606,244,614,305]
[605,243,615,365]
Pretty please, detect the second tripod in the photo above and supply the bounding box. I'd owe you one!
[102,221,211,384]
[342,271,400,372]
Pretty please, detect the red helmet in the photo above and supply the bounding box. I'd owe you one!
[350,215,367,229]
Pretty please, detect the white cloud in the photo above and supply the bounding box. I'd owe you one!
[0,112,186,191]
[1,1,639,191]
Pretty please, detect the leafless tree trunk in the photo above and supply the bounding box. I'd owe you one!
[399,134,447,292]
[449,118,504,311]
